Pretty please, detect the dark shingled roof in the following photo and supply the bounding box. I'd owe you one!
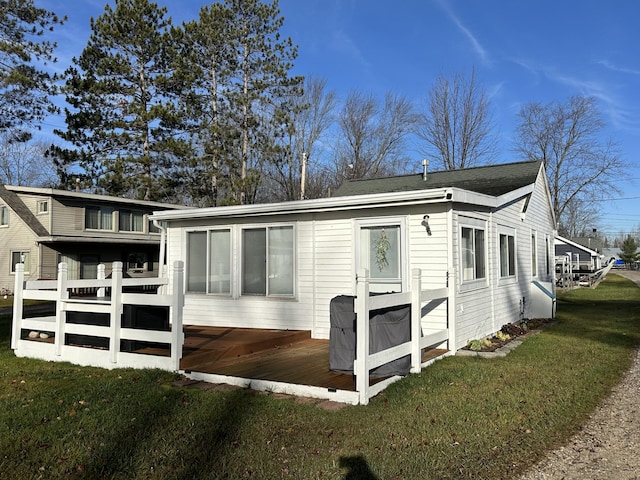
[332,160,543,198]
[0,185,49,237]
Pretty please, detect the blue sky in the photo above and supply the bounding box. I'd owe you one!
[38,0,640,238]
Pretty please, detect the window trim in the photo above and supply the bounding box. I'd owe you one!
[355,217,407,293]
[185,224,296,299]
[241,225,295,297]
[85,205,114,231]
[531,230,538,278]
[459,217,488,290]
[11,250,31,274]
[498,226,517,280]
[37,200,48,215]
[0,205,8,227]
[118,209,145,233]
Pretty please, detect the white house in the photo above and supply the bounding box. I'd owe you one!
[151,160,557,352]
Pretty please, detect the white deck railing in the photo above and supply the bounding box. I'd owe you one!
[354,268,450,405]
[11,261,184,372]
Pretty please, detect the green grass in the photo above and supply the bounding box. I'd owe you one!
[1,274,638,479]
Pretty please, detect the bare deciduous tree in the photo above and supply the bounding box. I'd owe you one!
[513,95,626,236]
[0,131,57,187]
[264,75,337,201]
[417,68,496,170]
[335,90,416,182]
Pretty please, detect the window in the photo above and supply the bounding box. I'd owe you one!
[0,205,8,226]
[187,231,207,292]
[37,201,48,214]
[186,226,293,297]
[358,222,403,293]
[499,232,516,277]
[11,251,30,273]
[545,236,550,276]
[531,233,537,277]
[461,226,486,281]
[242,226,294,296]
[119,209,144,232]
[85,206,113,230]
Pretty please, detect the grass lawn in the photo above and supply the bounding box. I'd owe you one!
[1,274,639,479]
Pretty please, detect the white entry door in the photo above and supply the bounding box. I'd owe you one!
[357,220,405,293]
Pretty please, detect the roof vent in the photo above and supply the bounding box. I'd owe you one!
[422,159,429,181]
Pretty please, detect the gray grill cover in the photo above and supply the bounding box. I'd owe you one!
[329,295,411,377]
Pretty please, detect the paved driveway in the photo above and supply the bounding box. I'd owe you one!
[612,269,640,287]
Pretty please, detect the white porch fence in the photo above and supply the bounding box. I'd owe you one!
[11,261,184,372]
[354,268,451,405]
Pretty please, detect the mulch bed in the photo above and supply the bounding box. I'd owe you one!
[463,318,551,352]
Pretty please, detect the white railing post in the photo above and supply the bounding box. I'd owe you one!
[355,268,371,405]
[11,263,24,350]
[170,260,184,371]
[410,268,422,373]
[447,271,455,351]
[97,264,106,298]
[55,262,69,357]
[109,261,123,364]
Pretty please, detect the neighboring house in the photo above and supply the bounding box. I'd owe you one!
[151,160,557,352]
[0,185,186,292]
[554,235,602,273]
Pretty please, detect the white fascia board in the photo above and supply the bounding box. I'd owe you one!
[35,235,161,245]
[150,188,455,221]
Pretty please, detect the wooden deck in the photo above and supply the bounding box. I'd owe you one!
[179,326,447,392]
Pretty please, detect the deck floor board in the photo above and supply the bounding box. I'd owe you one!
[180,326,447,392]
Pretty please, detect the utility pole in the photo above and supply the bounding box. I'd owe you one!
[300,152,307,200]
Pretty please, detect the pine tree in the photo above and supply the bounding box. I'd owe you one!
[619,236,639,267]
[178,0,301,206]
[0,0,65,140]
[54,0,187,201]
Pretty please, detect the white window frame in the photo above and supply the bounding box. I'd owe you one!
[531,230,538,278]
[498,226,517,281]
[11,250,31,274]
[85,205,114,231]
[355,217,407,293]
[459,216,487,290]
[0,205,8,226]
[118,209,145,232]
[37,200,48,215]
[185,224,296,299]
[241,224,295,297]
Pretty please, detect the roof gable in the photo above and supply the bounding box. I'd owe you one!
[0,185,49,237]
[332,160,543,197]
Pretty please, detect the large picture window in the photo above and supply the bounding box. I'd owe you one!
[500,232,516,277]
[85,206,113,230]
[186,226,293,297]
[242,226,294,296]
[461,226,486,281]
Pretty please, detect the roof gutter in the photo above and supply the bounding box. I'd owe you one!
[150,188,454,221]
